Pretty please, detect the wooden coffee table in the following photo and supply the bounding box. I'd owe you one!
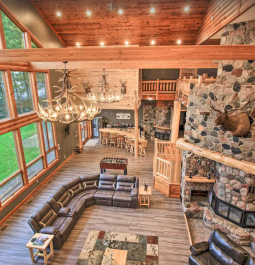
[26,233,54,264]
[139,186,152,207]
[101,248,127,265]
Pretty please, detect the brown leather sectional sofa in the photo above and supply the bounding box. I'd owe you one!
[28,174,139,249]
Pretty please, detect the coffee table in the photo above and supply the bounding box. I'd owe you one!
[26,233,54,264]
[139,186,152,207]
[101,248,127,265]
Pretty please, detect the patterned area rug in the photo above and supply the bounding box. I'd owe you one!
[76,230,159,265]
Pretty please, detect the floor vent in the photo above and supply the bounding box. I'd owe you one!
[0,225,8,232]
[27,199,33,205]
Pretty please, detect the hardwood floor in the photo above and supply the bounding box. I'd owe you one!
[0,140,190,265]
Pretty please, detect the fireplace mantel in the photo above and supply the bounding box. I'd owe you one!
[176,138,255,175]
[185,175,215,183]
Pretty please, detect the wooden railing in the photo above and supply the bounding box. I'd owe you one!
[142,79,177,94]
[153,138,182,184]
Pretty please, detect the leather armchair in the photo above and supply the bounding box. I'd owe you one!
[189,229,251,265]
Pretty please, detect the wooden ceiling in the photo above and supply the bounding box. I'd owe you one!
[31,0,210,46]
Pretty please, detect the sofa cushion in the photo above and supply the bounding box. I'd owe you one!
[98,180,116,190]
[117,175,136,183]
[32,202,58,229]
[209,229,249,264]
[40,226,59,235]
[53,187,72,208]
[246,257,255,265]
[113,191,132,203]
[58,207,71,216]
[74,189,96,199]
[94,190,115,200]
[189,252,221,265]
[53,186,67,201]
[58,217,75,243]
[48,197,61,213]
[64,177,83,197]
[116,182,134,191]
[80,175,99,190]
[51,216,67,229]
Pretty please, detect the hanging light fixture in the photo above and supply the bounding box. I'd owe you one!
[86,69,123,103]
[37,61,100,124]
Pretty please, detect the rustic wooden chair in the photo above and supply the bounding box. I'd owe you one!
[124,136,131,152]
[117,135,125,149]
[102,132,109,145]
[109,133,117,146]
[138,141,147,157]
[129,139,135,155]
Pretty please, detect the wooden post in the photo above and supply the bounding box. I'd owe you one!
[198,75,204,87]
[171,101,181,143]
[134,91,139,157]
[156,79,159,100]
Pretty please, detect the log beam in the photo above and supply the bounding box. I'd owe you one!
[0,45,255,64]
[176,138,255,175]
[171,101,181,143]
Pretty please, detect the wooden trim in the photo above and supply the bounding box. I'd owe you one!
[0,1,44,48]
[176,138,255,175]
[24,32,32,49]
[1,46,255,63]
[0,170,22,187]
[29,0,66,47]
[0,11,6,49]
[0,153,75,223]
[26,154,43,168]
[183,213,192,246]
[36,121,47,169]
[4,70,17,118]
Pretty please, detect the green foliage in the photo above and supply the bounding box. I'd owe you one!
[0,71,9,120]
[1,11,25,49]
[36,72,48,107]
[31,41,38,48]
[0,132,19,182]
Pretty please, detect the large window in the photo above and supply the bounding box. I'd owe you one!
[0,71,9,120]
[42,121,56,164]
[31,40,39,49]
[11,71,33,115]
[36,72,48,107]
[77,121,92,148]
[1,11,25,49]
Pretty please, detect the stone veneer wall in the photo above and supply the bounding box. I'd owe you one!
[182,19,255,213]
[143,105,171,139]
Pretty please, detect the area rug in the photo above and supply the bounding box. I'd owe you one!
[84,139,99,146]
[76,230,159,265]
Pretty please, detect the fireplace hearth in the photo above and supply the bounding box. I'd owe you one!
[209,191,255,228]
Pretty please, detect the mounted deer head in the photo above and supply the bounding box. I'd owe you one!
[210,96,255,137]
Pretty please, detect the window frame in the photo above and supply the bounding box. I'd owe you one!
[77,120,92,148]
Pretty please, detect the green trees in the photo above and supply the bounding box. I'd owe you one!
[0,71,9,120]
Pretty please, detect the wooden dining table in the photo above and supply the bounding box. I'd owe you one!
[99,128,147,143]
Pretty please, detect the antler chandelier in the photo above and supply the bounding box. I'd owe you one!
[37,61,100,124]
[86,69,123,103]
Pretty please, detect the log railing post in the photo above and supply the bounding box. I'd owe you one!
[134,91,139,157]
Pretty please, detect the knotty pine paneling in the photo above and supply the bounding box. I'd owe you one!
[71,69,139,110]
[32,0,210,46]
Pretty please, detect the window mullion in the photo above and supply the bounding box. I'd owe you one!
[24,32,32,49]
[78,123,82,146]
[0,11,6,49]
[37,121,47,169]
[30,71,39,112]
[4,70,18,118]
[52,123,59,159]
[45,122,50,151]
[13,129,29,186]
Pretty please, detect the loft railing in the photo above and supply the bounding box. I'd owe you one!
[141,79,177,94]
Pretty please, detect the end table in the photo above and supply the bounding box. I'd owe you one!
[26,233,54,264]
[139,186,152,207]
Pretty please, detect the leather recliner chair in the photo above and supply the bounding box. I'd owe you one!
[189,229,255,265]
[28,174,139,249]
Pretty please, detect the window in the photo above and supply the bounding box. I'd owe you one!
[80,121,87,142]
[31,40,39,48]
[11,71,33,115]
[36,72,48,107]
[1,11,25,49]
[0,71,9,120]
[20,123,41,164]
[42,121,57,165]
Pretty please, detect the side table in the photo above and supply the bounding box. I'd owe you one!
[26,233,54,264]
[139,186,152,207]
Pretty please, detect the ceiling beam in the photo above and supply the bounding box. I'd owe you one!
[30,60,218,69]
[0,46,255,65]
[196,0,255,45]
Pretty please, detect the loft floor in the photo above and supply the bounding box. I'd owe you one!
[0,139,190,265]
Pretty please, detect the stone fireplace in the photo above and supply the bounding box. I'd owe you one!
[180,18,255,245]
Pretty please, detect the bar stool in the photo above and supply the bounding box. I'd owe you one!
[110,133,117,146]
[117,135,125,149]
[129,139,135,155]
[139,141,147,157]
[102,132,109,145]
[124,136,131,152]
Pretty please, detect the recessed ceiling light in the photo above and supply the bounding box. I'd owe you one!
[125,41,129,45]
[76,42,80,46]
[86,10,91,16]
[57,12,61,17]
[177,39,182,44]
[150,7,155,13]
[184,6,189,12]
[100,42,104,46]
[118,9,123,15]
[151,40,155,45]
[149,97,152,100]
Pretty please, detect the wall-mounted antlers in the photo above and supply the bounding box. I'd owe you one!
[210,96,255,137]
